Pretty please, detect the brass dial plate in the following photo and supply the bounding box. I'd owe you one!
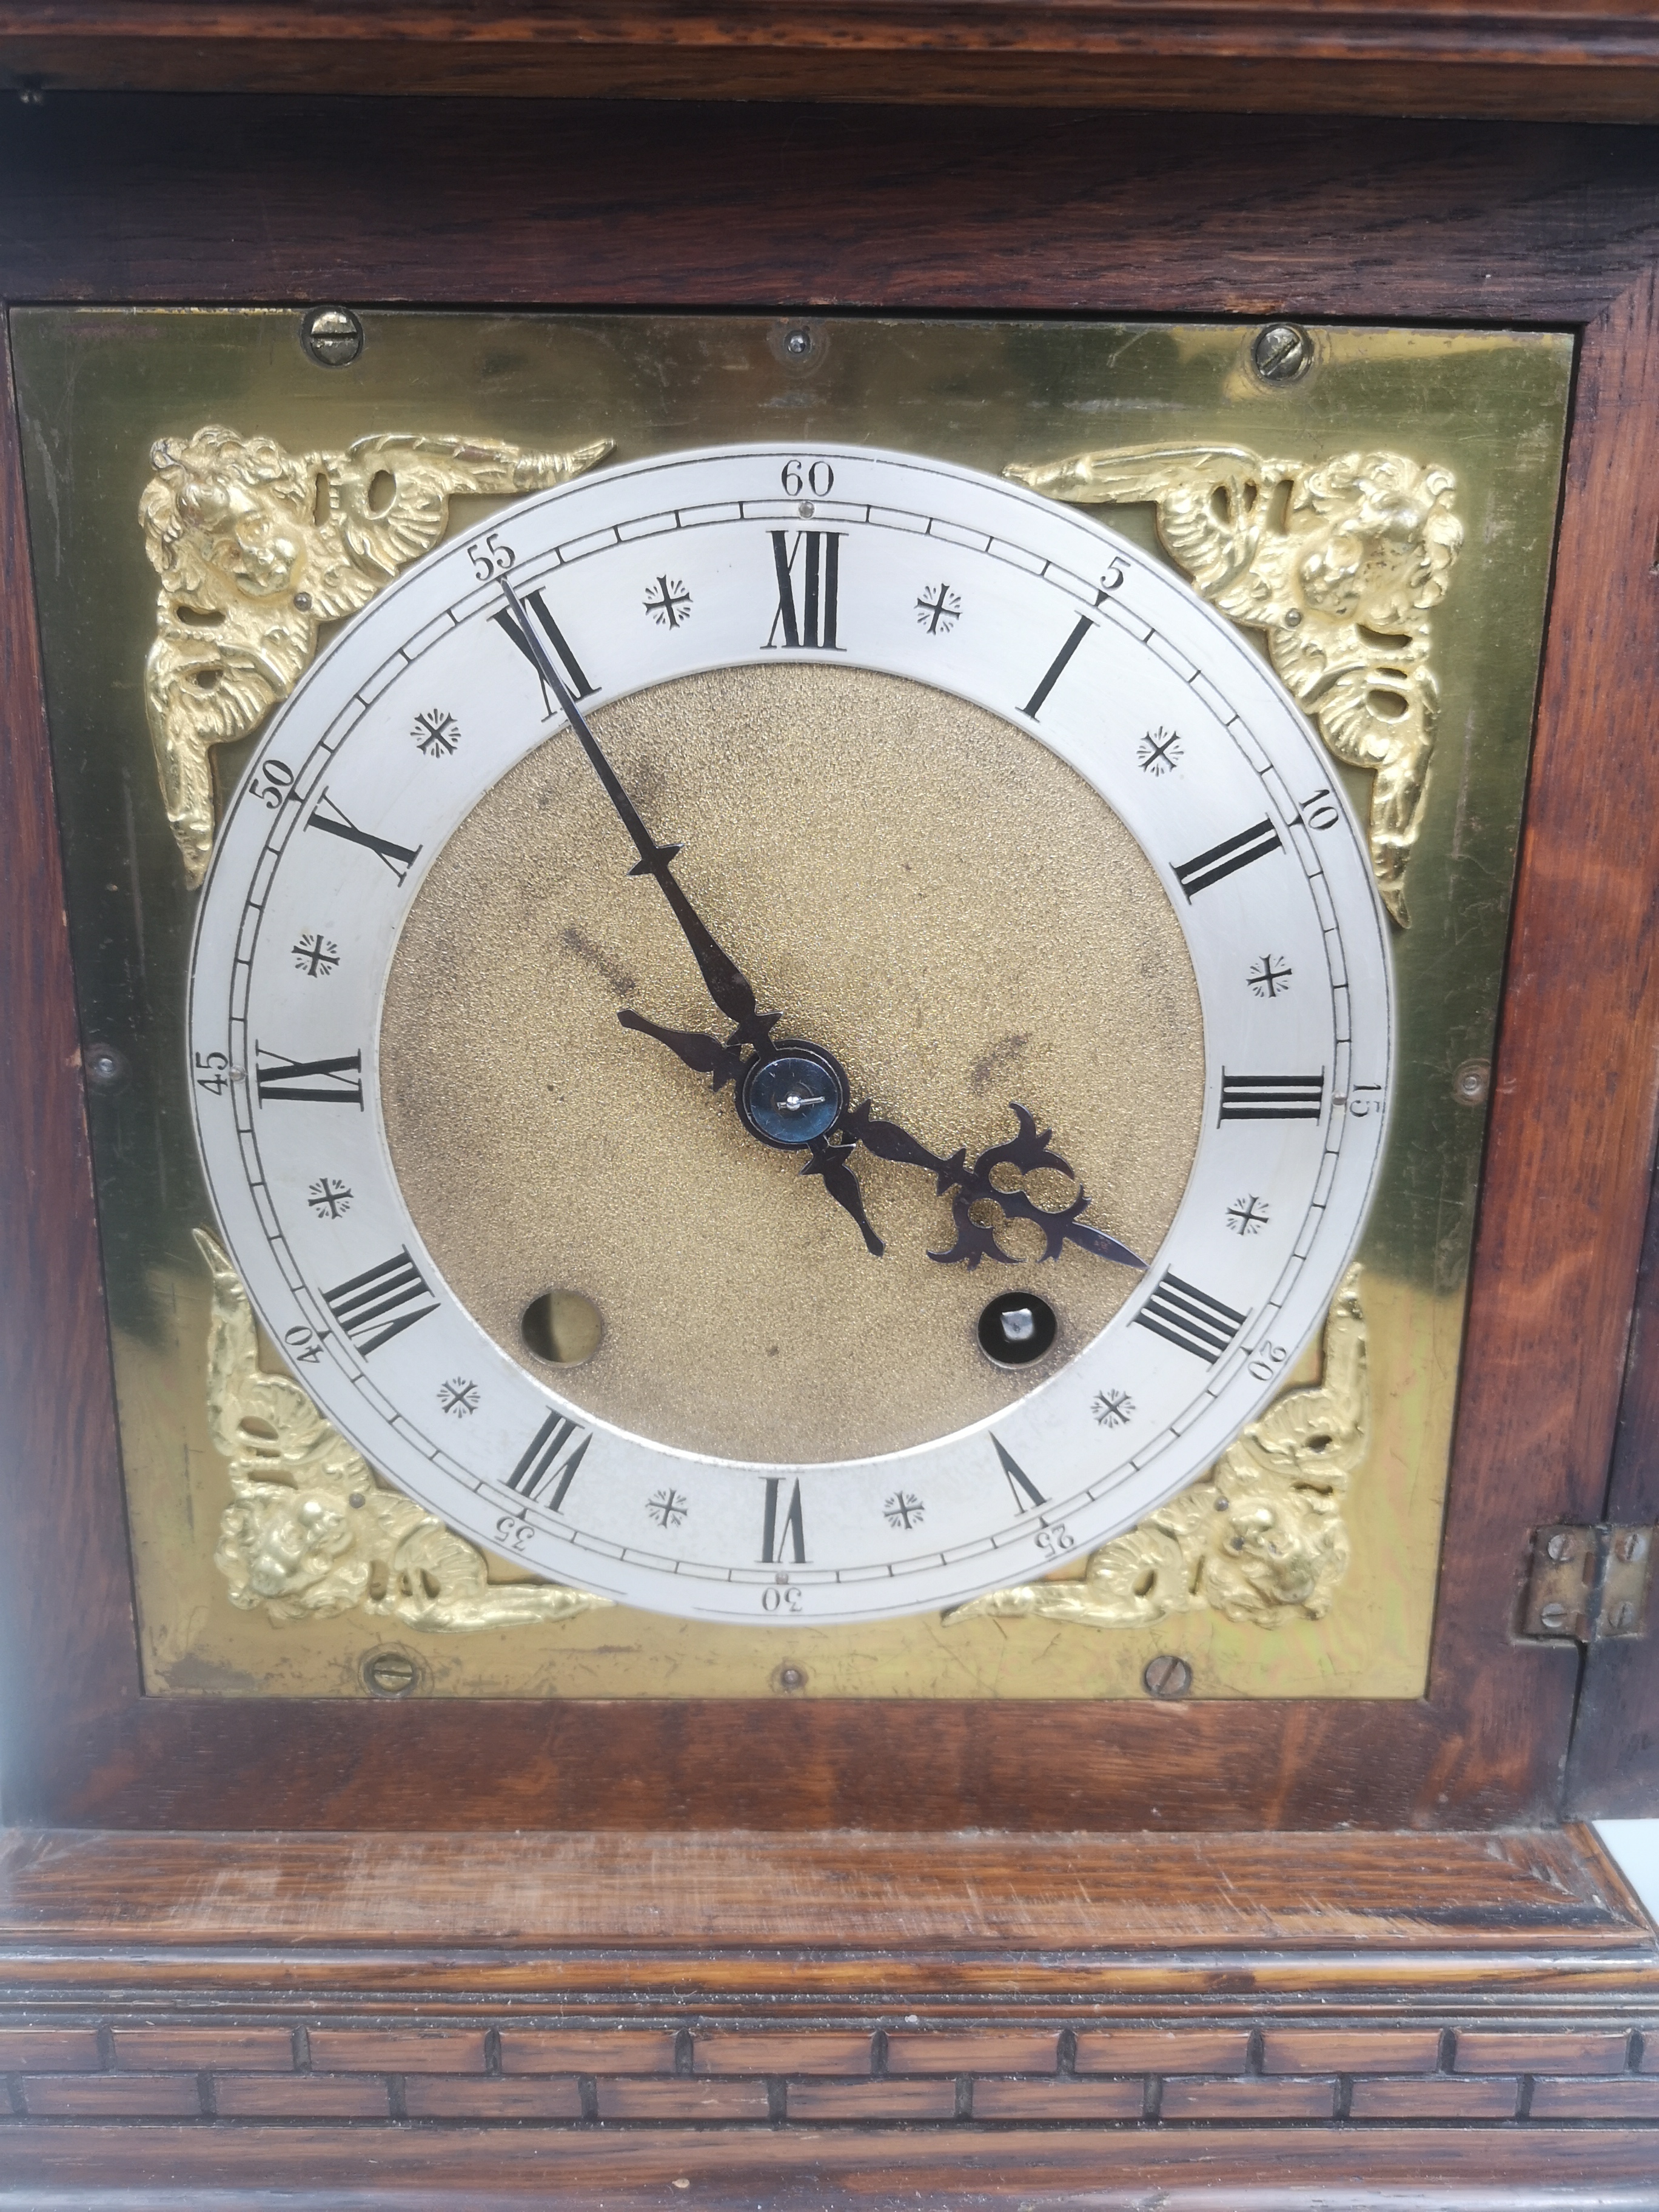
[10,308,1571,1697]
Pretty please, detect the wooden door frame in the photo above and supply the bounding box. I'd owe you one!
[2,96,1658,1832]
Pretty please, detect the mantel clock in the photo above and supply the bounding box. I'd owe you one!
[3,56,1659,2210]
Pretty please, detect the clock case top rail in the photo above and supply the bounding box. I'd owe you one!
[1,97,1657,1831]
[13,5,1659,123]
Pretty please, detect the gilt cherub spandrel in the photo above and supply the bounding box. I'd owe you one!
[1007,445,1462,924]
[195,1227,609,1634]
[142,425,612,883]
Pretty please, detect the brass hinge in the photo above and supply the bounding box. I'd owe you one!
[1522,1524,1654,1643]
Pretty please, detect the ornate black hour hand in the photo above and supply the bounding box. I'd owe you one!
[846,1098,1145,1272]
[616,1010,748,1095]
[801,1135,885,1258]
[497,574,776,1057]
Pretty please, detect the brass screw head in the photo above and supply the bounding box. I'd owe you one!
[361,1647,419,1697]
[1142,1654,1193,1699]
[301,306,364,368]
[1252,323,1313,383]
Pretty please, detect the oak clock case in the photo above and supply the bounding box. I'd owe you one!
[12,310,1570,1698]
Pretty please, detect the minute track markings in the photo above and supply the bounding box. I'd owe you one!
[192,447,1386,1624]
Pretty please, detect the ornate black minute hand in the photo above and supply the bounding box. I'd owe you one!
[496,574,776,1058]
[498,574,1142,1273]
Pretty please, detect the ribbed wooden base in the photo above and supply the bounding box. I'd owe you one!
[1,1824,1654,2202]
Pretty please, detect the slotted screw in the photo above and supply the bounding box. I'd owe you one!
[1546,1532,1577,1563]
[362,1648,418,1697]
[1252,323,1313,383]
[301,307,364,367]
[1143,1654,1193,1699]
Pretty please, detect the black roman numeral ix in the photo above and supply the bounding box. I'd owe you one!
[504,1410,592,1512]
[1172,817,1283,899]
[1219,1071,1326,1123]
[1133,1273,1248,1365]
[254,1045,363,1107]
[766,531,843,650]
[306,791,422,885]
[491,588,598,710]
[760,1476,808,1563]
[993,1435,1047,1511]
[321,1248,440,1356]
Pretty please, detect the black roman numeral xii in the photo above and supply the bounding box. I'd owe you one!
[766,532,843,650]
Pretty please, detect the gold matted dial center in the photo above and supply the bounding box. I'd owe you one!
[381,665,1202,1462]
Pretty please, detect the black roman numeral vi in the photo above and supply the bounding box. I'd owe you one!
[491,588,597,710]
[1133,1273,1248,1365]
[254,1045,363,1107]
[306,791,422,885]
[993,1435,1047,1511]
[321,1248,439,1356]
[1172,817,1283,899]
[766,532,843,650]
[760,1476,807,1563]
[1219,1071,1326,1122]
[504,1411,592,1511]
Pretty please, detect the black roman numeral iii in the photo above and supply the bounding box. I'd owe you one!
[1172,817,1283,899]
[253,1045,363,1107]
[321,1248,439,1356]
[760,1476,808,1563]
[306,792,422,885]
[1219,1071,1326,1122]
[766,531,843,650]
[491,588,598,709]
[504,1411,592,1511]
[1133,1273,1248,1364]
[993,1435,1047,1511]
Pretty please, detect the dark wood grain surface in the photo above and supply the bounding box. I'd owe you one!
[0,1824,1646,1973]
[13,2,1659,119]
[1569,1147,1659,1814]
[7,2122,1659,2209]
[1,98,1658,1833]
[1,99,1659,322]
[0,312,142,1829]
